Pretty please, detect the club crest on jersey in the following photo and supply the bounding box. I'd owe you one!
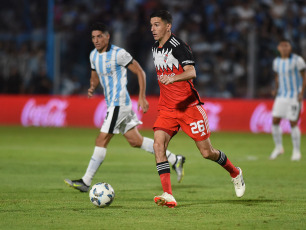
[164,54,168,63]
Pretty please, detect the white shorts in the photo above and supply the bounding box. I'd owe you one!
[101,104,142,134]
[272,97,301,121]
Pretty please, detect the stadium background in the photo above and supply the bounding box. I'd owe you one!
[1,0,306,132]
[1,2,306,229]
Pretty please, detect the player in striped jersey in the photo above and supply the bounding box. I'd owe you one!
[64,22,185,192]
[150,10,245,208]
[270,39,306,161]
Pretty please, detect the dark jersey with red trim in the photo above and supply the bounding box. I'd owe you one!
[152,34,203,110]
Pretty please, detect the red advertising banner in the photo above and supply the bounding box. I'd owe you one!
[0,95,305,133]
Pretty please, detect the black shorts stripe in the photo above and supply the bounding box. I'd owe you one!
[108,106,120,134]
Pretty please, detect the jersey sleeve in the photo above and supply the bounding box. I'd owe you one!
[173,43,195,67]
[272,58,278,73]
[296,56,306,71]
[89,50,96,70]
[117,49,133,67]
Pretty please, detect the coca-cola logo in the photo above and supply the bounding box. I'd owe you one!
[203,102,222,131]
[94,100,143,128]
[21,99,68,127]
[250,103,295,133]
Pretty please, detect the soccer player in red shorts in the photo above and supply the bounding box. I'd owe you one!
[150,10,245,208]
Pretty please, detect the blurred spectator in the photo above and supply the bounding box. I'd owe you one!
[27,68,52,94]
[0,0,305,98]
[5,67,24,94]
[61,73,81,95]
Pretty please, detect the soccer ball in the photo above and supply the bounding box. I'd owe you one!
[89,182,115,208]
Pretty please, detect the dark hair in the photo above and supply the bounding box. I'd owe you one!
[150,10,172,24]
[278,38,292,45]
[90,22,109,33]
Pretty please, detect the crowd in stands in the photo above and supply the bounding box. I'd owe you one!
[1,0,306,98]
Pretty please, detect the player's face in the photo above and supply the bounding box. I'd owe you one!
[277,41,292,58]
[92,30,110,53]
[150,17,171,42]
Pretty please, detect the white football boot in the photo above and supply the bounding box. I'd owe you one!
[154,192,177,208]
[291,150,301,161]
[172,155,185,183]
[232,167,245,198]
[269,147,284,160]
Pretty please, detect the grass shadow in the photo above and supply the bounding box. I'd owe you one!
[177,199,282,208]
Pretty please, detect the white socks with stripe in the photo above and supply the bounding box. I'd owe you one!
[82,146,106,186]
[272,124,283,149]
[291,126,301,152]
[141,137,177,165]
[272,124,301,152]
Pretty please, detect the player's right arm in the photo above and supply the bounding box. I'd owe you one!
[271,58,279,98]
[88,70,99,98]
[271,73,279,98]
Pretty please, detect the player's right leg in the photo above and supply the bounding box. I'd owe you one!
[64,132,113,192]
[139,135,185,183]
[270,117,284,160]
[122,115,186,182]
[64,106,121,192]
[270,98,287,159]
[153,129,177,208]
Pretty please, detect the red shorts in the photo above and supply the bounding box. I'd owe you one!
[153,105,211,141]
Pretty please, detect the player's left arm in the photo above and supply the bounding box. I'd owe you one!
[299,69,306,102]
[127,60,149,113]
[160,65,196,85]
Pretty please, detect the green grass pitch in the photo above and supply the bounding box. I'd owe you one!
[0,126,305,229]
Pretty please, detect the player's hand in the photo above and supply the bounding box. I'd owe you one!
[88,86,95,98]
[138,97,149,113]
[271,89,277,98]
[159,75,174,85]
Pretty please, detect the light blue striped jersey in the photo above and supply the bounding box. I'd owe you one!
[90,44,133,107]
[273,53,306,99]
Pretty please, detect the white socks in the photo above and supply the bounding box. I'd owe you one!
[140,137,154,153]
[272,124,301,153]
[82,137,178,186]
[291,126,301,152]
[140,137,177,165]
[272,124,283,149]
[82,146,106,186]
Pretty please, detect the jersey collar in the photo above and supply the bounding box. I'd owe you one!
[158,33,173,48]
[106,43,112,52]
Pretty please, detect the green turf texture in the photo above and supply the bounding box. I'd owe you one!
[0,126,305,229]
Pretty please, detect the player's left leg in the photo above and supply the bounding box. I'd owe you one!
[288,100,302,161]
[64,132,114,192]
[179,105,245,197]
[195,138,245,198]
[290,121,301,161]
[123,127,185,182]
